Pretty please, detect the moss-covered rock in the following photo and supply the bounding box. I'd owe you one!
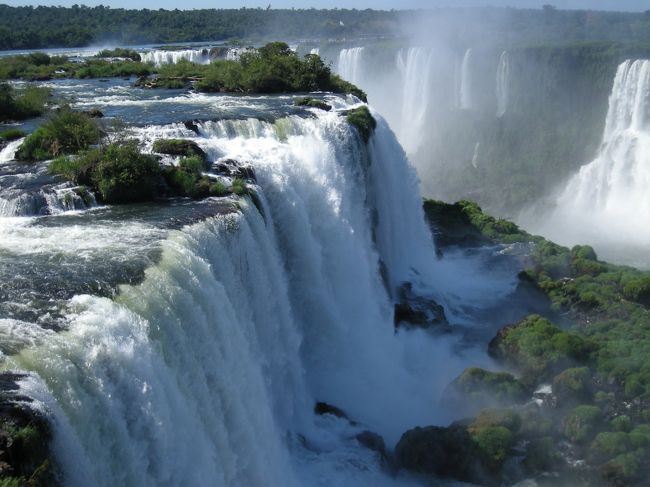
[345,106,376,144]
[445,368,530,410]
[562,405,603,443]
[553,367,592,406]
[294,97,332,111]
[488,315,589,381]
[152,138,207,163]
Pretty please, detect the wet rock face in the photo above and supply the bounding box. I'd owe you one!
[213,159,256,182]
[394,282,449,331]
[0,373,59,486]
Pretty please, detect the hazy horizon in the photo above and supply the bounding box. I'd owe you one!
[2,0,649,12]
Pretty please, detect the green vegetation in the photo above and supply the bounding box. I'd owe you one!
[95,48,141,62]
[294,97,332,111]
[152,138,207,161]
[345,106,376,143]
[0,53,154,81]
[446,367,530,408]
[0,83,50,122]
[16,108,100,161]
[415,199,650,486]
[0,128,26,141]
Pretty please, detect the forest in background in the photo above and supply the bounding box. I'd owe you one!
[0,5,650,50]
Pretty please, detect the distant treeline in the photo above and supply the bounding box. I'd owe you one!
[1,5,650,50]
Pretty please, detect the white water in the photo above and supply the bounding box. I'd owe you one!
[460,48,474,111]
[396,47,434,155]
[337,47,365,86]
[0,138,23,164]
[496,51,510,117]
[225,47,256,61]
[5,108,482,486]
[141,49,210,66]
[527,59,650,265]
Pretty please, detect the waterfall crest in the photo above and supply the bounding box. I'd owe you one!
[9,108,442,486]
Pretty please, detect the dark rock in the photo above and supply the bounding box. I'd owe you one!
[152,139,208,163]
[395,424,488,484]
[83,108,104,118]
[213,159,256,181]
[294,97,332,111]
[314,402,348,420]
[394,282,449,330]
[0,372,59,485]
[355,430,387,456]
[184,120,200,134]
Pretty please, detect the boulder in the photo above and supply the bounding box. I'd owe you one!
[152,139,208,163]
[394,282,449,331]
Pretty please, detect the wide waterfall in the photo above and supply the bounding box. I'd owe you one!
[460,48,474,111]
[141,49,211,66]
[528,59,650,265]
[2,101,462,486]
[496,50,510,117]
[396,47,433,154]
[337,47,365,86]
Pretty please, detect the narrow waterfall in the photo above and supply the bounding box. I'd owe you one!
[396,47,434,155]
[460,48,474,110]
[0,138,24,164]
[7,108,443,486]
[496,50,510,117]
[531,59,650,256]
[337,47,365,85]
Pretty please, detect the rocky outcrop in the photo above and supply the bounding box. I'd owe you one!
[152,138,208,162]
[394,282,449,331]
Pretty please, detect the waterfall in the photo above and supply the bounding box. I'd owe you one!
[0,138,23,164]
[396,47,433,155]
[310,48,320,56]
[460,48,474,110]
[8,108,443,486]
[496,50,510,117]
[531,59,650,255]
[225,47,256,61]
[141,49,210,66]
[337,47,365,85]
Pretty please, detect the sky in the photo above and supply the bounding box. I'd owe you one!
[3,0,649,11]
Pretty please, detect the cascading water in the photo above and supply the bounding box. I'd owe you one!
[0,138,23,164]
[528,59,650,265]
[141,49,210,66]
[3,103,464,486]
[396,47,433,155]
[496,50,510,117]
[460,48,474,111]
[337,47,365,86]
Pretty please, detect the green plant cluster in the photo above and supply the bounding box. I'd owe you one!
[0,83,50,122]
[345,106,376,143]
[0,53,154,81]
[421,199,650,485]
[16,107,100,161]
[95,48,141,61]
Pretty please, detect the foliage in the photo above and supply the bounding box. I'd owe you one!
[562,405,602,443]
[0,128,26,141]
[50,140,160,203]
[471,426,514,472]
[16,107,100,160]
[447,367,529,407]
[0,83,50,122]
[152,138,207,161]
[345,106,376,144]
[488,314,589,380]
[95,48,141,61]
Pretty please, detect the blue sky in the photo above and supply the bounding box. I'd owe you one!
[3,0,649,10]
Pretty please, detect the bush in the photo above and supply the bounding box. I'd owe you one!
[0,128,26,140]
[447,367,530,408]
[562,405,602,443]
[16,107,100,160]
[152,139,207,162]
[0,83,50,122]
[471,426,514,472]
[231,177,247,195]
[590,431,631,463]
[50,140,161,204]
[622,276,650,307]
[346,106,376,144]
[95,48,141,62]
